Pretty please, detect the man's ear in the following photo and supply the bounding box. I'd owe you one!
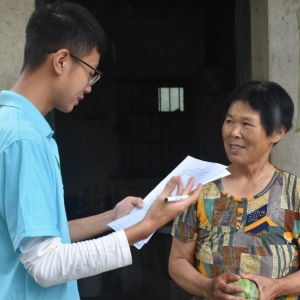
[271,125,286,144]
[51,49,70,75]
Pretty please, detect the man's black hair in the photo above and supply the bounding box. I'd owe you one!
[22,1,107,72]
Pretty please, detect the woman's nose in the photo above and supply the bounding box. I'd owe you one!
[230,124,241,138]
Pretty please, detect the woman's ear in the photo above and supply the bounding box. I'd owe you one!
[271,125,286,144]
[51,49,70,75]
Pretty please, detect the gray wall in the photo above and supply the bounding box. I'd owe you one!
[251,0,300,176]
[0,0,34,90]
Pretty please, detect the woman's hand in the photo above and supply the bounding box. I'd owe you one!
[240,273,279,300]
[204,273,246,300]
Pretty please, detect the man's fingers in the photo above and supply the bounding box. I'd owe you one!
[182,177,195,195]
[160,176,200,202]
[176,176,183,195]
[161,176,180,198]
[130,197,143,208]
[184,183,202,205]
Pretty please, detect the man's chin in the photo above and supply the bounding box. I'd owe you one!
[57,106,74,114]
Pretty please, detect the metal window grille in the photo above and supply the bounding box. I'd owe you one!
[158,87,184,112]
[115,80,192,178]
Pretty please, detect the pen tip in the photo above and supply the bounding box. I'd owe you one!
[164,198,168,202]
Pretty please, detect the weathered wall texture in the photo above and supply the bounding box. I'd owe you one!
[0,0,34,90]
[251,0,300,176]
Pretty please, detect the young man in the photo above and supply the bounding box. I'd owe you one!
[0,2,202,299]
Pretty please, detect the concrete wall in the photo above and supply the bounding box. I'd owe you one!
[0,0,35,90]
[251,0,300,176]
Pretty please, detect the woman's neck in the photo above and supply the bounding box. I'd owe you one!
[222,162,277,197]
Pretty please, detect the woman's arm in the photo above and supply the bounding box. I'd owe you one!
[169,238,244,300]
[241,271,300,299]
[169,237,208,296]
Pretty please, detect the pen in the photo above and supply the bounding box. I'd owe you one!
[165,195,189,202]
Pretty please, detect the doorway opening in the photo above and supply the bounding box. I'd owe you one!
[51,1,236,299]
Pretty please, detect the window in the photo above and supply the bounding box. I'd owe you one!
[115,80,192,178]
[158,87,184,112]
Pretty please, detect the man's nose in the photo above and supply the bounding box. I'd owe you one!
[84,85,92,94]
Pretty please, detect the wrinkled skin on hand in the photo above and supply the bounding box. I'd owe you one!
[241,272,279,300]
[205,273,246,300]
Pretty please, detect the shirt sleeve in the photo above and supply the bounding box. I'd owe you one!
[171,203,199,242]
[2,140,63,251]
[20,230,132,287]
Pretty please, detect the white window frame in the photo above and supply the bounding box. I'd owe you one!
[158,87,184,112]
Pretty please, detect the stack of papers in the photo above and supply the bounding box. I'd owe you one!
[108,155,230,249]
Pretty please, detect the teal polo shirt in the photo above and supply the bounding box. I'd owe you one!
[0,91,79,299]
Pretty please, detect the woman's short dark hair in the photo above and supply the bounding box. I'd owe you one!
[225,81,294,136]
[22,1,107,72]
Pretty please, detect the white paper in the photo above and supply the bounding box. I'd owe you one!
[108,155,230,249]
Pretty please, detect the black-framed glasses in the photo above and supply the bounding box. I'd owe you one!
[48,49,104,86]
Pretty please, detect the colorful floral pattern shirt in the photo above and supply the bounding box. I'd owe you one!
[172,170,300,300]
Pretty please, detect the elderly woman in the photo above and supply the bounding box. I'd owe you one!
[169,81,300,300]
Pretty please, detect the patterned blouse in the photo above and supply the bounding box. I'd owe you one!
[171,170,300,300]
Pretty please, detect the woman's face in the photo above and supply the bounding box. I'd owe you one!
[222,101,277,167]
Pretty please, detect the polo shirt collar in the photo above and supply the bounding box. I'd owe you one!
[0,90,54,139]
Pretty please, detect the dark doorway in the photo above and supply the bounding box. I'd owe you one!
[50,0,236,299]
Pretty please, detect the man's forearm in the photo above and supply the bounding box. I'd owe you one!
[68,210,113,242]
[21,232,131,287]
[124,218,153,246]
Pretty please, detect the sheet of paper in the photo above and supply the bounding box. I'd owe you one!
[108,155,230,249]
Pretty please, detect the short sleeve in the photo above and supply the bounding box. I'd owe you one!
[0,140,61,252]
[171,203,199,242]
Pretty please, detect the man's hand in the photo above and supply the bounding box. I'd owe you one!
[124,176,203,246]
[144,176,202,231]
[111,196,143,221]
